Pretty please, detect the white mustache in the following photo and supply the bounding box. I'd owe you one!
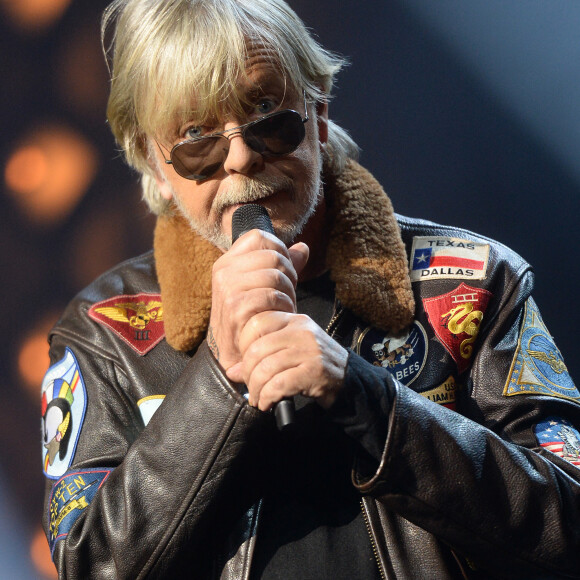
[212,174,295,215]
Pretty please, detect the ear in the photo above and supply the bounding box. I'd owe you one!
[154,171,174,202]
[316,100,329,146]
[147,140,174,201]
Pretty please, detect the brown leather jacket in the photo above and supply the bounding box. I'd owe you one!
[42,162,580,579]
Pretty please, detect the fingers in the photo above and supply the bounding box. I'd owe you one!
[209,229,308,371]
[228,312,348,410]
[288,242,309,278]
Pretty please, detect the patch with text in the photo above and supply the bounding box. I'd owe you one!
[534,417,580,468]
[420,376,458,410]
[89,293,165,355]
[356,322,428,386]
[409,236,489,282]
[423,283,492,374]
[503,298,579,401]
[42,348,87,479]
[48,468,112,555]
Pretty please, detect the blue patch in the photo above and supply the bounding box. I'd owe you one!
[503,299,579,402]
[47,468,113,554]
[534,417,580,468]
[355,322,428,386]
[41,348,88,479]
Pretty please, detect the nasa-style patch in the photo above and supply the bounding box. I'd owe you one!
[48,468,113,554]
[420,376,458,410]
[89,293,165,356]
[41,348,87,479]
[355,322,428,386]
[503,298,579,402]
[409,236,490,282]
[137,395,166,426]
[534,417,580,468]
[423,283,492,374]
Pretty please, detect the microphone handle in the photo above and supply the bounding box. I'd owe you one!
[231,204,296,430]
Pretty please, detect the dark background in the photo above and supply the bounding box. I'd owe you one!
[1,1,579,576]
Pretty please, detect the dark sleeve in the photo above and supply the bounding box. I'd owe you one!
[42,337,266,580]
[327,270,580,579]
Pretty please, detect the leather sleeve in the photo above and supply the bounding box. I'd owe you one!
[43,337,266,580]
[335,269,580,578]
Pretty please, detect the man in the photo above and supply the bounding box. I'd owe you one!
[41,0,580,578]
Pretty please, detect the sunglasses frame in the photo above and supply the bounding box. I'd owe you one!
[157,91,309,181]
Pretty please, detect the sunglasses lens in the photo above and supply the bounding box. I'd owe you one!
[244,111,305,156]
[171,137,227,181]
[169,110,305,181]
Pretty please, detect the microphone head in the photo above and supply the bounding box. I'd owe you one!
[231,203,275,242]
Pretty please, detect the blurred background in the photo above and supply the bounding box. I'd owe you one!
[1,0,579,576]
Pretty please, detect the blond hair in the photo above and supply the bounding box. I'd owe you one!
[102,0,359,215]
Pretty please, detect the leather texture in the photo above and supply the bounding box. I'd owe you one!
[41,168,580,579]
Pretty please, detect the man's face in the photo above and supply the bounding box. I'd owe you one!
[150,49,327,250]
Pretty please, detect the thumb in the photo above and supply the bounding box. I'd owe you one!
[288,242,309,277]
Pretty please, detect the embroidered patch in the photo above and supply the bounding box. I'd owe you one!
[89,293,165,356]
[503,299,579,401]
[41,348,88,479]
[48,468,112,554]
[534,417,580,467]
[420,376,458,410]
[423,283,492,374]
[409,236,490,282]
[356,322,428,386]
[137,395,166,426]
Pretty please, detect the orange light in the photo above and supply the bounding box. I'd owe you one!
[4,126,98,226]
[0,0,72,33]
[56,26,109,119]
[18,314,58,400]
[30,525,57,579]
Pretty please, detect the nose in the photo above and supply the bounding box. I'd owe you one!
[222,123,265,176]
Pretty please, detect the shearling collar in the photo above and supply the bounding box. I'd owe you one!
[154,159,415,352]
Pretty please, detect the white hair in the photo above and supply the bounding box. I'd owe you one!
[102,0,359,215]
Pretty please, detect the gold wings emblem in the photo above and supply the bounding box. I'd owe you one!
[529,350,568,374]
[94,301,163,329]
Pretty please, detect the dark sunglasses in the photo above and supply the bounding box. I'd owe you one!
[157,92,309,181]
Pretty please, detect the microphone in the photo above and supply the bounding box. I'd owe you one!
[231,204,296,430]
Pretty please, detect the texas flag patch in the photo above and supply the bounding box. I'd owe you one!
[89,293,165,355]
[534,417,580,468]
[410,236,490,282]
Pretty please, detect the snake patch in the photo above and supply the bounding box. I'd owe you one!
[423,283,492,374]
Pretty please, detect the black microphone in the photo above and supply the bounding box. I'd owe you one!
[232,203,296,430]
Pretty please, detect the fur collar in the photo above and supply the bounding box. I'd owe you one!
[154,159,415,352]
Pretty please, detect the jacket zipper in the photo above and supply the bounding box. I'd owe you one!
[328,303,386,579]
[360,498,387,580]
[325,300,343,336]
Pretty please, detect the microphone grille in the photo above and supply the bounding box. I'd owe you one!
[231,204,274,242]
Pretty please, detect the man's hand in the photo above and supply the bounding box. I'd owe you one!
[208,228,308,372]
[208,228,348,409]
[226,311,348,410]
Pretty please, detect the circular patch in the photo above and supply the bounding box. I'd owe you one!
[355,321,428,386]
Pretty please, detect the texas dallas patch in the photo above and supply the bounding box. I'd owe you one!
[355,322,428,386]
[41,348,87,479]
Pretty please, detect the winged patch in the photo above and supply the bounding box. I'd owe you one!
[89,293,165,355]
[503,298,579,402]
